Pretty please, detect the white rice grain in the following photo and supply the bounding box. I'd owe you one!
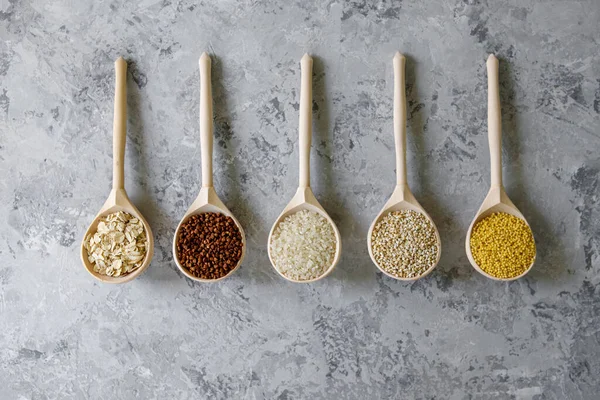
[270,210,337,281]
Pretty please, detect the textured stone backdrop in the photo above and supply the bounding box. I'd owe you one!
[1,0,599,398]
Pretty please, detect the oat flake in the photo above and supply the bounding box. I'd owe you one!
[84,211,147,277]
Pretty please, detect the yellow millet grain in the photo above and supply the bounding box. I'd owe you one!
[470,212,536,279]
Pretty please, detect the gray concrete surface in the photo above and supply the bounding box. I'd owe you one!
[1,0,599,398]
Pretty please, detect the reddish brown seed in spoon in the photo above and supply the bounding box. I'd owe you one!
[176,212,243,280]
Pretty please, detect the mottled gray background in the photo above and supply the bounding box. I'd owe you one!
[1,0,598,399]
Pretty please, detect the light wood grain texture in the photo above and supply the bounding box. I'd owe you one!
[267,54,342,283]
[199,52,214,188]
[394,52,407,186]
[487,54,503,187]
[112,57,127,189]
[464,54,536,281]
[172,52,246,282]
[299,53,312,189]
[80,57,155,284]
[367,52,442,281]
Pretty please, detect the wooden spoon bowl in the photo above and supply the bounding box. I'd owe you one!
[368,186,441,281]
[267,54,342,283]
[367,52,441,281]
[81,190,154,283]
[465,187,535,281]
[173,188,246,282]
[465,55,536,281]
[268,187,342,283]
[172,53,246,282]
[80,57,154,283]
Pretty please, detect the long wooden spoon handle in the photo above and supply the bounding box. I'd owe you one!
[393,52,407,186]
[113,57,127,189]
[299,53,313,189]
[199,52,214,188]
[487,54,502,187]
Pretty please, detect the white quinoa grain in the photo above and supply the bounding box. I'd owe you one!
[270,210,337,281]
[371,210,439,279]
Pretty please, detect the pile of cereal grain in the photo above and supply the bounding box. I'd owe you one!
[269,210,337,281]
[370,210,439,279]
[469,212,535,279]
[84,211,147,277]
[176,212,244,280]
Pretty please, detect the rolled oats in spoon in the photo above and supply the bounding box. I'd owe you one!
[80,57,154,283]
[84,211,147,277]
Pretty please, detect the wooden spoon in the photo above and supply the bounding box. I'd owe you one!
[80,57,155,283]
[267,54,342,283]
[465,54,536,281]
[172,52,246,282]
[367,52,442,281]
